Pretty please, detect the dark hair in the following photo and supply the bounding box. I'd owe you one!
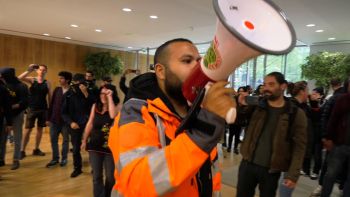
[266,72,287,85]
[58,71,72,84]
[313,87,325,96]
[237,86,248,92]
[72,73,85,83]
[330,78,341,87]
[86,70,94,76]
[287,81,307,97]
[254,84,264,95]
[95,86,119,112]
[39,64,48,69]
[154,38,193,66]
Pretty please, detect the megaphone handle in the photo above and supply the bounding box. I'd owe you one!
[175,88,206,137]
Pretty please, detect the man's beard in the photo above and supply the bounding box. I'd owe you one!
[264,90,282,101]
[164,68,188,106]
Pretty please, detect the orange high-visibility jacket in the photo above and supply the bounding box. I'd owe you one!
[108,97,222,197]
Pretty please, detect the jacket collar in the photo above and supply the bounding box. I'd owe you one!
[258,97,295,115]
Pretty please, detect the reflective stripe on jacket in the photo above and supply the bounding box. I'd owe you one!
[108,97,221,197]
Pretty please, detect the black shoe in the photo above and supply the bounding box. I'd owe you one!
[20,151,26,160]
[46,160,58,168]
[234,148,239,154]
[70,169,82,178]
[33,149,45,156]
[227,148,231,152]
[0,160,5,167]
[11,161,20,170]
[60,159,67,167]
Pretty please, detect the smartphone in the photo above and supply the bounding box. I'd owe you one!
[245,96,260,105]
[32,64,39,69]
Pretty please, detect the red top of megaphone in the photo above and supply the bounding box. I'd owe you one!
[182,63,216,103]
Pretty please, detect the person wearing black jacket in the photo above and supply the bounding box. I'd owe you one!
[0,67,28,170]
[321,79,350,197]
[62,73,94,178]
[0,73,13,167]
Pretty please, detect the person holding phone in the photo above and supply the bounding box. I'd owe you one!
[18,64,51,159]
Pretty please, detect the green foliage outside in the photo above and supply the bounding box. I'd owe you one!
[301,52,350,88]
[84,52,123,80]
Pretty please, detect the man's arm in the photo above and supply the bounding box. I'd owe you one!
[285,108,307,183]
[18,64,37,84]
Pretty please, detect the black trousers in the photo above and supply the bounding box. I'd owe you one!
[69,127,83,170]
[237,160,281,197]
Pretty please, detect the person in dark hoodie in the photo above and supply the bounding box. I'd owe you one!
[108,38,236,196]
[0,67,28,170]
[62,73,94,178]
[0,71,13,167]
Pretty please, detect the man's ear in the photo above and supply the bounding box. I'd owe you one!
[281,83,287,91]
[155,63,166,80]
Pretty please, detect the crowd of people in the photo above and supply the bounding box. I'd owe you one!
[0,38,349,197]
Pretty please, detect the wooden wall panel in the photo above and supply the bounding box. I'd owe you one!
[0,33,153,100]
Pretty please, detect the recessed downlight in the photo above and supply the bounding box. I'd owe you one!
[328,37,336,40]
[150,15,158,19]
[122,8,132,12]
[65,37,72,40]
[95,29,102,32]
[127,47,133,49]
[315,29,324,33]
[306,24,315,27]
[70,24,79,28]
[43,33,50,36]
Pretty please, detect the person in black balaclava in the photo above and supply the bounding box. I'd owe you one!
[0,67,28,170]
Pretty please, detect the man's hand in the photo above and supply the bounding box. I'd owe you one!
[70,122,80,130]
[322,139,334,151]
[201,81,236,120]
[27,64,38,72]
[238,92,249,106]
[283,179,296,189]
[79,84,89,98]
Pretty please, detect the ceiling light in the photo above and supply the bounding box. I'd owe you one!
[70,24,79,28]
[306,24,315,27]
[127,47,133,49]
[65,37,71,40]
[315,29,324,33]
[328,37,336,40]
[95,29,102,32]
[122,8,132,12]
[43,33,50,36]
[150,15,158,19]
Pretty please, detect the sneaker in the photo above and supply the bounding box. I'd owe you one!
[0,160,5,167]
[234,148,239,154]
[70,169,83,178]
[300,170,310,176]
[227,148,231,153]
[46,160,58,168]
[10,161,20,170]
[32,149,45,156]
[20,151,26,160]
[310,173,318,180]
[60,159,67,167]
[310,185,322,197]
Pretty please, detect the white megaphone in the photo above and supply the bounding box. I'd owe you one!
[182,0,296,124]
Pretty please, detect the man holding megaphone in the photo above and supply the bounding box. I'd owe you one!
[109,38,234,196]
